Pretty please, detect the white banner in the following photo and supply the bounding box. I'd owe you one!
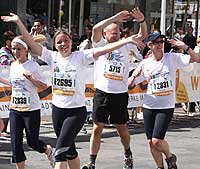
[1,63,200,118]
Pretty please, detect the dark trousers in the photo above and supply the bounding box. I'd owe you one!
[2,118,9,133]
[10,109,46,163]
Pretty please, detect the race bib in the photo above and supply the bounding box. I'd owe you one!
[104,60,125,81]
[148,72,173,96]
[52,72,76,96]
[10,90,31,111]
[10,78,31,111]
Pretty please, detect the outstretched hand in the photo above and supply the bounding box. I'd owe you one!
[113,10,130,23]
[169,38,186,50]
[1,13,20,23]
[130,7,144,22]
[128,34,145,50]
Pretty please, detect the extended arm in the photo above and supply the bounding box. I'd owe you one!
[92,10,130,43]
[170,39,200,63]
[1,13,42,56]
[92,34,143,58]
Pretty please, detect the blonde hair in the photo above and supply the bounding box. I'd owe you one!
[196,37,200,44]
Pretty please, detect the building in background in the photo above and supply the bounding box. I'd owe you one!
[0,0,199,48]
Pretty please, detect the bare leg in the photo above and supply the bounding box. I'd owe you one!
[90,122,104,155]
[149,138,172,168]
[16,161,25,169]
[149,140,164,168]
[67,156,80,169]
[116,124,130,150]
[55,161,68,169]
[152,138,171,158]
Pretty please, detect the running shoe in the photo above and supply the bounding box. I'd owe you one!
[82,162,95,169]
[165,153,177,169]
[46,145,55,168]
[123,154,133,169]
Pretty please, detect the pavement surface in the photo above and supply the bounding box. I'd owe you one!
[0,107,200,169]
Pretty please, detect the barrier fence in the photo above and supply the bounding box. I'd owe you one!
[1,63,200,118]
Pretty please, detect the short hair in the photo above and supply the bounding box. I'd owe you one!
[188,26,193,31]
[34,19,43,25]
[2,30,15,42]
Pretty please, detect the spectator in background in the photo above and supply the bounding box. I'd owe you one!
[30,19,53,50]
[28,34,48,65]
[0,30,16,64]
[0,30,16,137]
[78,25,93,50]
[49,19,57,38]
[174,27,185,41]
[183,26,197,113]
[121,27,131,39]
[183,26,196,50]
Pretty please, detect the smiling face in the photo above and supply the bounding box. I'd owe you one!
[54,32,72,57]
[148,37,165,51]
[11,42,27,63]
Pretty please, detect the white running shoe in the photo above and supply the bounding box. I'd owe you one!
[46,145,55,168]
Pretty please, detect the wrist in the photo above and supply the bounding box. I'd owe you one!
[184,46,190,52]
[111,16,118,23]
[138,19,145,24]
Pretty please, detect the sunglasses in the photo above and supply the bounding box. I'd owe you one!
[153,40,165,44]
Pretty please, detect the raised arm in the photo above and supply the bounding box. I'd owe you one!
[91,10,130,43]
[170,39,200,63]
[1,13,42,56]
[92,34,144,58]
[130,7,147,39]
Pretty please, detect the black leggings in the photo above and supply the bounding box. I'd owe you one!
[10,109,46,163]
[52,105,87,161]
[143,108,174,140]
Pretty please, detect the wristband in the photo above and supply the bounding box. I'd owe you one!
[138,19,145,24]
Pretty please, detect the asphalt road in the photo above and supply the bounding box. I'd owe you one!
[0,110,200,169]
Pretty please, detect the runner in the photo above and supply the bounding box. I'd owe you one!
[0,35,54,169]
[1,13,143,169]
[128,32,200,169]
[83,7,147,169]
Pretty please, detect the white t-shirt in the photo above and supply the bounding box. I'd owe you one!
[137,53,190,109]
[194,46,200,54]
[9,60,44,111]
[93,38,140,93]
[41,47,94,108]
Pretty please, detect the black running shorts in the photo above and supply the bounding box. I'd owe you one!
[92,89,129,124]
